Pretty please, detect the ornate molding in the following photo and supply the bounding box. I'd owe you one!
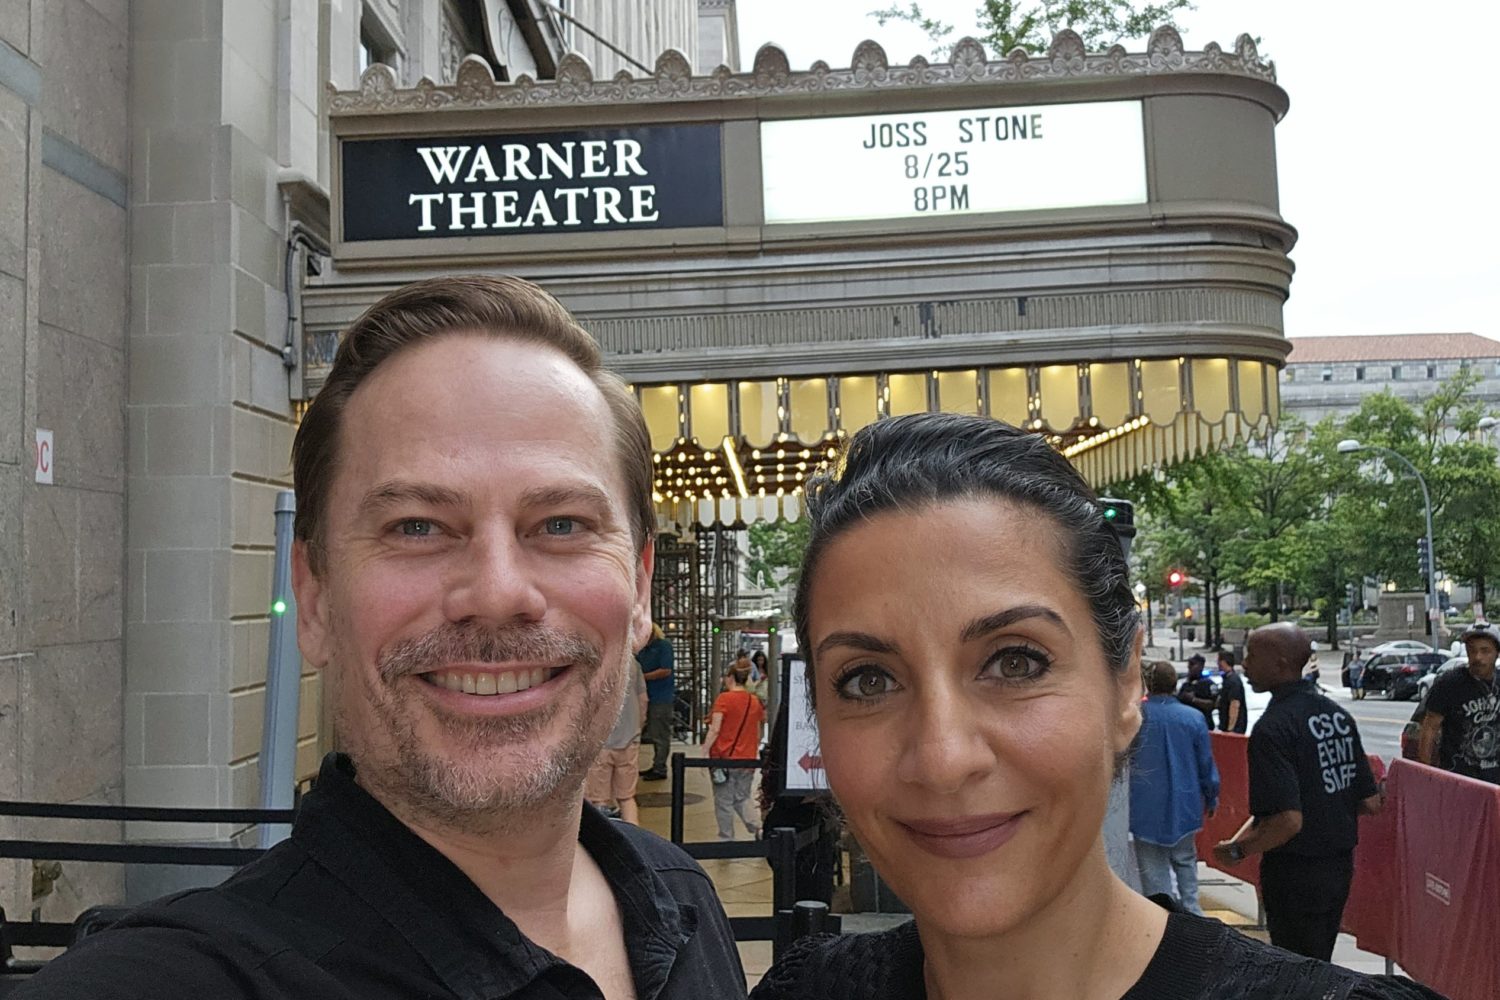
[329,26,1276,115]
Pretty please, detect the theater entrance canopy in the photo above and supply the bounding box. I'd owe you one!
[310,26,1292,529]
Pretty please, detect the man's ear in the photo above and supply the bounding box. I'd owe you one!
[630,538,656,654]
[1114,626,1146,753]
[292,540,331,671]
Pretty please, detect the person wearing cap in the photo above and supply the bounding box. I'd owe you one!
[1416,621,1500,784]
[1177,654,1216,730]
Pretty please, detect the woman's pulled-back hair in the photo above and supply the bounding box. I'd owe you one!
[793,412,1140,695]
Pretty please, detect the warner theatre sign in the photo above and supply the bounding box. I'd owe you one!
[340,123,724,241]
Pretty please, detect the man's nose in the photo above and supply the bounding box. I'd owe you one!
[893,688,995,795]
[441,531,547,626]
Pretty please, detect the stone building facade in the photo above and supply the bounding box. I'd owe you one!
[1280,333,1500,426]
[1,0,727,919]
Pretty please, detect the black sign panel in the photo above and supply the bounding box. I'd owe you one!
[341,124,724,241]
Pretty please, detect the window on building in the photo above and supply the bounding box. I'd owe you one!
[1427,364,1437,379]
[1393,365,1403,380]
[360,10,400,75]
[1355,366,1365,381]
[1321,367,1333,382]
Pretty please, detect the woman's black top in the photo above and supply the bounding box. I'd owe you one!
[750,905,1447,1000]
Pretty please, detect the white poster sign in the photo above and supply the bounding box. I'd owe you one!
[34,429,53,484]
[760,100,1147,226]
[782,656,828,793]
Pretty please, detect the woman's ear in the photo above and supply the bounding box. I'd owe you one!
[1113,627,1146,754]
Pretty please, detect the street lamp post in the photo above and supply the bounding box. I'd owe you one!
[1337,439,1441,653]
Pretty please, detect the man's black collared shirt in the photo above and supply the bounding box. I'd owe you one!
[14,754,747,1000]
[1248,680,1378,859]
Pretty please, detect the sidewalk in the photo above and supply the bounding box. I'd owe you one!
[631,742,1402,988]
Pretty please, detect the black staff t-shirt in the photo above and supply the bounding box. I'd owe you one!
[1425,667,1500,784]
[1217,670,1249,734]
[1248,680,1378,858]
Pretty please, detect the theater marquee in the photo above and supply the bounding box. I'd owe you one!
[340,123,724,241]
[760,101,1147,225]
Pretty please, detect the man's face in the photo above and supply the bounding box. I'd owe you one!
[292,334,653,834]
[1217,657,1231,674]
[1241,635,1273,692]
[1187,661,1203,679]
[1465,637,1499,675]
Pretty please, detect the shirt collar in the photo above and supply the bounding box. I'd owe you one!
[1268,677,1315,703]
[292,753,695,1000]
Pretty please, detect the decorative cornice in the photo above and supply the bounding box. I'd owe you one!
[328,26,1275,115]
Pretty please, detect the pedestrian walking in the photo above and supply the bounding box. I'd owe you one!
[704,661,766,840]
[1214,623,1383,962]
[1416,621,1500,784]
[1216,650,1248,733]
[638,623,675,781]
[1131,660,1220,914]
[586,661,649,823]
[1178,653,1216,729]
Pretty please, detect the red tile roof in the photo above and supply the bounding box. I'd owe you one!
[1287,334,1500,364]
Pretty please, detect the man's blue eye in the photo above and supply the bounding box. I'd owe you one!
[400,520,434,537]
[545,517,576,535]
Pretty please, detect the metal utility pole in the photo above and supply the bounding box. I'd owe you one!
[258,491,301,848]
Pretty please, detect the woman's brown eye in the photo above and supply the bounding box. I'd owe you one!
[858,673,886,697]
[997,652,1034,678]
[836,667,895,700]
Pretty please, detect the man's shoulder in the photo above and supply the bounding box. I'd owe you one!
[612,820,718,886]
[8,882,341,1000]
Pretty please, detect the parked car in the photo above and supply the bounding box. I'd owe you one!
[1361,652,1446,701]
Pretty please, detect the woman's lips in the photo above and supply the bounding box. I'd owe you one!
[897,812,1026,860]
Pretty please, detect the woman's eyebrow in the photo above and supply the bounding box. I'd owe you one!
[961,604,1069,642]
[815,631,897,658]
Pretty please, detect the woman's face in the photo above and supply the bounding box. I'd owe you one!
[805,498,1141,938]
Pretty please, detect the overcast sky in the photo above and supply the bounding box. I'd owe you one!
[735,0,1499,340]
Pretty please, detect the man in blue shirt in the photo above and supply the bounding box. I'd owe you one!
[1131,659,1220,914]
[637,623,676,780]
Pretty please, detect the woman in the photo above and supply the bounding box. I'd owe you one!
[704,659,766,840]
[752,413,1442,1000]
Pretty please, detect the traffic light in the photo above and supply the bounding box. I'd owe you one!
[1098,497,1136,561]
[1417,537,1432,581]
[1183,606,1195,620]
[1167,569,1186,590]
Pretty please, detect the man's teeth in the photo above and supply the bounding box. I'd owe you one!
[425,667,558,695]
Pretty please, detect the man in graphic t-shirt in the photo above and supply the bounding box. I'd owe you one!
[1213,623,1383,961]
[1216,649,1249,734]
[1417,621,1500,784]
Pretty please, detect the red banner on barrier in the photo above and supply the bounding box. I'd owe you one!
[1388,759,1500,1000]
[1342,756,1395,957]
[1195,732,1259,886]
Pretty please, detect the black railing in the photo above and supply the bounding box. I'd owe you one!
[0,801,294,980]
[668,752,841,960]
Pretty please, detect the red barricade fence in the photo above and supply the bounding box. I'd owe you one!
[1193,733,1500,1000]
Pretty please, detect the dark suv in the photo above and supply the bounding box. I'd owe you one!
[1361,652,1447,701]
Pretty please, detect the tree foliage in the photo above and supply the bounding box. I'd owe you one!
[1127,371,1500,643]
[870,0,1196,57]
[744,518,811,590]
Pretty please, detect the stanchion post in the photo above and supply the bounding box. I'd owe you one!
[769,825,798,961]
[669,752,686,844]
[792,900,831,939]
[258,491,300,849]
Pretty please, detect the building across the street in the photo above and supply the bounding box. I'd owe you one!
[1281,333,1500,426]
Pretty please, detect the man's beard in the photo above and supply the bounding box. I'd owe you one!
[334,620,625,835]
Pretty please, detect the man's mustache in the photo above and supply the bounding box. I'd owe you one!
[377,623,602,682]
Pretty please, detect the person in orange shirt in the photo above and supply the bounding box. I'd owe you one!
[704,661,766,840]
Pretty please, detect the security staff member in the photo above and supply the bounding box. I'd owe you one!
[1213,623,1383,962]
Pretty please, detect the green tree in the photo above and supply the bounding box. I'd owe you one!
[870,0,1196,58]
[744,518,811,590]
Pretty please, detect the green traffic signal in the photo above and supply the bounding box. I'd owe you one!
[271,599,287,615]
[1103,506,1117,520]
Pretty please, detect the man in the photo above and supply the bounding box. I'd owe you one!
[16,276,746,999]
[1178,653,1217,730]
[1213,623,1383,962]
[1416,621,1500,784]
[587,657,649,823]
[1216,649,1248,734]
[637,623,675,781]
[1130,660,1220,914]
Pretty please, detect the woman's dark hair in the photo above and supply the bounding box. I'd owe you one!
[793,412,1140,701]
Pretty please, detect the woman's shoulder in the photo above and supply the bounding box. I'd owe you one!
[749,921,924,1000]
[1160,911,1446,1000]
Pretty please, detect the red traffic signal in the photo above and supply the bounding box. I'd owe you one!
[1167,569,1186,589]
